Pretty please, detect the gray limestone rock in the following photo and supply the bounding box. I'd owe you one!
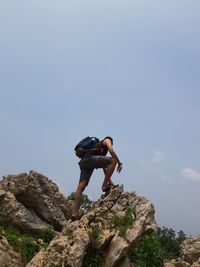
[0,171,158,267]
[164,235,200,267]
[0,235,22,267]
[28,184,157,267]
[181,235,200,264]
[0,171,72,235]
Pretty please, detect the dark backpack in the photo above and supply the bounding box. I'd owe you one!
[74,136,99,158]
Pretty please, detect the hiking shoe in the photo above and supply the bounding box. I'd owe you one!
[111,184,119,189]
[71,215,80,221]
[102,185,111,193]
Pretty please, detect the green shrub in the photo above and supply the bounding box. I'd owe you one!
[0,213,54,264]
[130,234,164,267]
[129,227,187,267]
[90,224,101,240]
[156,227,187,259]
[64,228,74,240]
[110,207,135,236]
[42,227,55,243]
[3,227,21,247]
[19,236,40,263]
[2,226,40,263]
[82,245,107,267]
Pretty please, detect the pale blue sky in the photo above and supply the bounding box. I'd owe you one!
[0,0,200,236]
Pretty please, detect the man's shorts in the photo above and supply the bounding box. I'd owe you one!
[78,155,112,184]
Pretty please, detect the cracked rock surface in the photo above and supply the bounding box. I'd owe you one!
[0,171,157,267]
[164,235,200,267]
[0,235,22,267]
[0,171,71,235]
[27,184,157,267]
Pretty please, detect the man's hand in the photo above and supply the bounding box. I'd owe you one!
[117,163,123,173]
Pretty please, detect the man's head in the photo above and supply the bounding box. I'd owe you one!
[104,136,113,144]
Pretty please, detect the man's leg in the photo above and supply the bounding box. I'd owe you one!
[103,168,114,185]
[102,157,117,191]
[72,164,93,218]
[72,179,88,218]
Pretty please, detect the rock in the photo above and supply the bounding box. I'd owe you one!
[0,171,72,235]
[27,221,90,267]
[0,235,22,267]
[163,263,175,267]
[164,235,200,267]
[191,263,200,267]
[28,184,157,267]
[181,235,200,264]
[163,261,191,267]
[0,171,157,267]
[117,256,136,267]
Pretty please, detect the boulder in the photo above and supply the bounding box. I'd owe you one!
[0,171,72,235]
[0,235,22,267]
[0,171,157,267]
[28,185,157,267]
[164,235,200,267]
[181,235,200,264]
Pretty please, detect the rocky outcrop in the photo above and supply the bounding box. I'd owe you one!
[0,171,157,267]
[27,185,157,267]
[181,235,200,264]
[0,171,72,235]
[164,235,200,267]
[0,235,22,267]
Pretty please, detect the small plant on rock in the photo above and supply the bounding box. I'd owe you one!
[42,227,55,243]
[110,207,135,236]
[82,245,107,267]
[64,228,74,240]
[1,223,40,264]
[90,224,101,240]
[0,213,56,264]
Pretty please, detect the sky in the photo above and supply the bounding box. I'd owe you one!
[0,0,200,236]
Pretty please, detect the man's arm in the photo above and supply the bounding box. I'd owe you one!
[103,138,123,173]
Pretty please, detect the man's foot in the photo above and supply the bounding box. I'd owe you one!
[102,184,119,193]
[71,215,80,221]
[111,184,119,188]
[102,185,111,193]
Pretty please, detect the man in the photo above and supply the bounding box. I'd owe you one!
[72,136,122,220]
